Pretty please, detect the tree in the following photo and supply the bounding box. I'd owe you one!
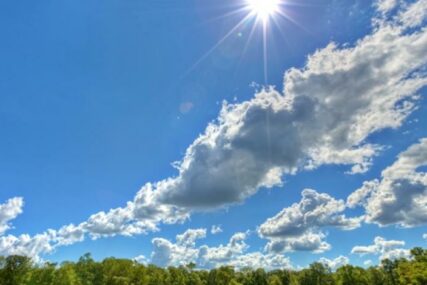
[298,262,335,285]
[268,274,283,285]
[0,255,32,285]
[335,265,368,285]
[53,263,81,285]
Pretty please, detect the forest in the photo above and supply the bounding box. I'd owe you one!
[0,247,426,285]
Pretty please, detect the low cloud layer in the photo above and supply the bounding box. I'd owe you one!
[351,236,411,261]
[319,256,349,270]
[136,229,292,271]
[348,138,427,227]
[259,189,361,253]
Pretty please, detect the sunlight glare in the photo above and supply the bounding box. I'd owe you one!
[247,0,280,21]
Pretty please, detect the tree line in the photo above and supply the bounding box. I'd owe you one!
[1,247,426,285]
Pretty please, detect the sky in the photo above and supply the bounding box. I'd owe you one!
[0,0,427,270]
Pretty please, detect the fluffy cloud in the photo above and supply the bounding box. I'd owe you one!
[52,0,427,239]
[149,0,427,210]
[145,229,291,270]
[347,138,427,227]
[211,225,223,235]
[375,0,398,14]
[351,236,410,261]
[0,197,24,235]
[259,189,360,253]
[319,256,349,270]
[397,0,427,28]
[0,232,55,263]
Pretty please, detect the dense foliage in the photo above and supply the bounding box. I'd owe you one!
[1,248,426,285]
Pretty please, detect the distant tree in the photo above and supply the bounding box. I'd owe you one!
[53,263,80,285]
[268,274,283,285]
[0,255,32,285]
[298,262,335,285]
[335,265,368,285]
[366,267,386,285]
[382,259,400,285]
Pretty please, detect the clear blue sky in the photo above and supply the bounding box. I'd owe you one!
[0,0,426,269]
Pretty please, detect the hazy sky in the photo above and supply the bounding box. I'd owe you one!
[0,0,426,269]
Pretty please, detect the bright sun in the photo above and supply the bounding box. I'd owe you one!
[247,0,280,21]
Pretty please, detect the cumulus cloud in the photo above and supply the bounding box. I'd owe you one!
[351,236,410,261]
[211,225,223,235]
[52,0,427,239]
[149,0,427,210]
[0,197,24,235]
[347,138,427,227]
[259,189,361,253]
[145,229,291,270]
[375,0,398,14]
[397,0,427,28]
[0,232,55,263]
[319,256,349,270]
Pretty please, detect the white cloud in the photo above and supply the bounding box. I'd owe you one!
[176,228,207,248]
[0,232,55,263]
[211,225,223,235]
[259,189,361,253]
[351,236,410,261]
[0,197,24,235]
[364,259,373,266]
[145,229,291,270]
[397,0,427,28]
[319,255,349,270]
[423,233,427,240]
[375,0,398,14]
[347,138,427,227]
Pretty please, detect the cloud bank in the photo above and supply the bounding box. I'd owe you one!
[348,138,427,227]
[258,189,361,253]
[351,236,411,261]
[136,229,292,271]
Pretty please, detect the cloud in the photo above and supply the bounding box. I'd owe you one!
[259,189,361,253]
[423,233,427,240]
[319,256,349,270]
[0,232,55,263]
[176,228,207,248]
[375,0,398,14]
[0,197,24,235]
[50,0,427,238]
[211,225,223,235]
[364,259,373,266]
[151,0,427,210]
[145,229,291,270]
[397,0,427,28]
[347,138,427,227]
[351,236,410,261]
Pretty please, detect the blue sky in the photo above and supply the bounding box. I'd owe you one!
[0,0,426,269]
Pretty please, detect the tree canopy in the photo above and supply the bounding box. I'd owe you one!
[1,247,426,285]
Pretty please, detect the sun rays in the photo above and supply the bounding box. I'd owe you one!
[182,0,305,84]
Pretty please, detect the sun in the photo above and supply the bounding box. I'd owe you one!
[246,0,280,21]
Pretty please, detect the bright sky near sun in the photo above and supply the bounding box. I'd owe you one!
[0,0,426,269]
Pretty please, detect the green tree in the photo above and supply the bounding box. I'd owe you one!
[335,265,368,285]
[53,263,80,285]
[0,255,32,285]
